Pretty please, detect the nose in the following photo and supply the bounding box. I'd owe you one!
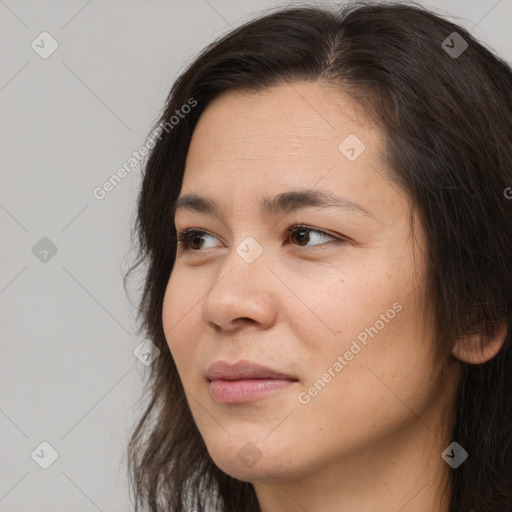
[201,246,278,333]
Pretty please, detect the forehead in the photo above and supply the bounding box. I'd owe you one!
[180,82,400,221]
[186,81,376,167]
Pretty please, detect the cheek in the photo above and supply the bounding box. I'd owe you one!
[329,310,435,424]
[290,260,403,355]
[295,255,435,407]
[292,315,439,463]
[161,273,203,377]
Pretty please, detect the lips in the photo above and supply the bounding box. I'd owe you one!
[205,360,297,381]
[205,360,298,404]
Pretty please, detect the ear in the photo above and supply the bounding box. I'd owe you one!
[452,322,508,364]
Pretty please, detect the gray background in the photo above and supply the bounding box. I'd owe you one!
[1,0,510,511]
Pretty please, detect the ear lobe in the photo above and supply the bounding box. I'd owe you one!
[452,322,508,364]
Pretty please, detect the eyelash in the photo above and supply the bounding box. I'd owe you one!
[175,224,346,253]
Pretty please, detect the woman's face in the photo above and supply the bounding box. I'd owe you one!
[162,82,458,489]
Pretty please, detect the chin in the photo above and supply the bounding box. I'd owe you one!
[206,434,311,485]
[203,434,275,477]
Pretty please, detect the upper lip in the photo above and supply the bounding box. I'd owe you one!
[206,360,298,381]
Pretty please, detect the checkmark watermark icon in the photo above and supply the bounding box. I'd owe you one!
[441,32,468,59]
[31,441,59,469]
[133,339,160,366]
[31,237,58,263]
[236,236,263,263]
[442,441,468,468]
[31,32,59,59]
[338,133,366,161]
[237,442,263,468]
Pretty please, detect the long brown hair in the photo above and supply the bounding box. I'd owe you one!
[125,2,512,510]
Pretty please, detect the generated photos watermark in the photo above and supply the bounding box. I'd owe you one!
[92,97,197,200]
[298,301,403,405]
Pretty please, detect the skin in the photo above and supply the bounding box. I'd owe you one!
[162,81,487,511]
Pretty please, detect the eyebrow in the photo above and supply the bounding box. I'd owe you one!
[171,189,374,219]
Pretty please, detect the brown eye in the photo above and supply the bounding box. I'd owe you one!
[290,227,311,246]
[188,233,205,250]
[177,229,221,251]
[287,225,337,247]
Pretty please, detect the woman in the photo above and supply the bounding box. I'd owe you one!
[126,2,512,511]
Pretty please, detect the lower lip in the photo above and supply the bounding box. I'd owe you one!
[209,378,295,404]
